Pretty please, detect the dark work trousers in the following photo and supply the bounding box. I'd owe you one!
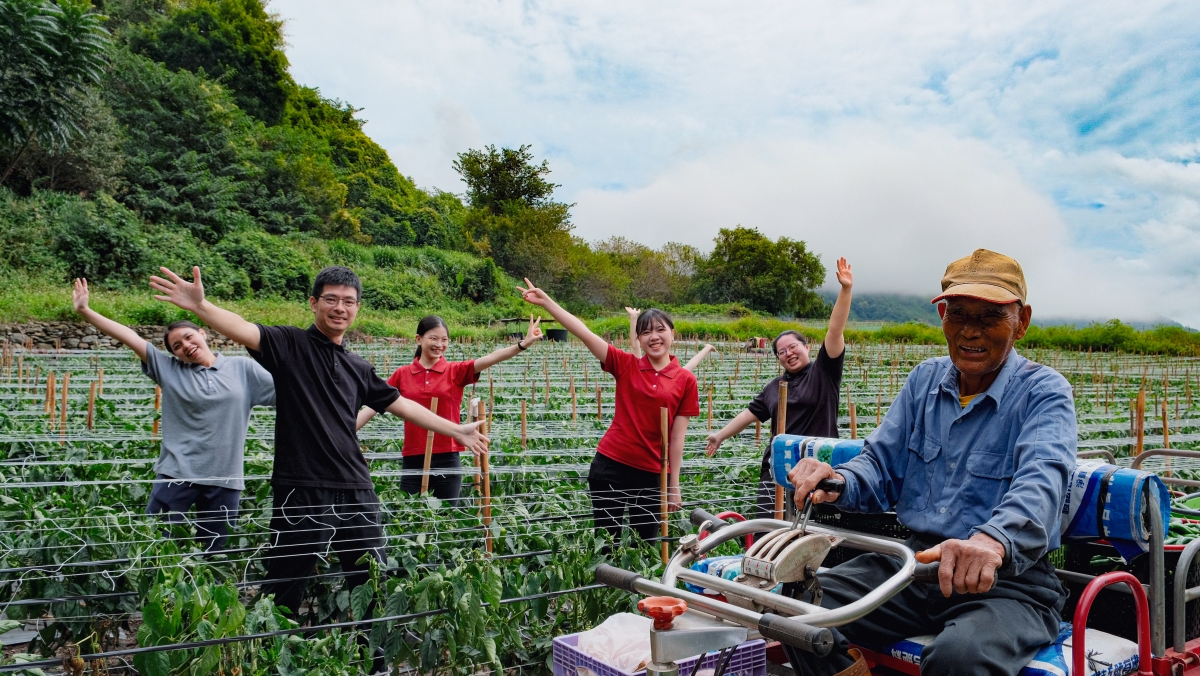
[785,534,1065,676]
[258,486,385,616]
[588,453,662,542]
[400,452,463,506]
[146,475,241,551]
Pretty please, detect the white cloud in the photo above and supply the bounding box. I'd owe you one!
[272,0,1200,325]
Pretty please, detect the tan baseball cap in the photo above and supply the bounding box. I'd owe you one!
[931,249,1026,305]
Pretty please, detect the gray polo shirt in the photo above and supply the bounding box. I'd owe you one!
[142,348,275,490]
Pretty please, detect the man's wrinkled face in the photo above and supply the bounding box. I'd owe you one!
[938,297,1031,381]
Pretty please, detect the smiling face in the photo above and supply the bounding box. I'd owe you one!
[167,327,212,365]
[774,333,811,373]
[637,320,674,361]
[417,324,450,361]
[309,284,360,340]
[938,296,1031,385]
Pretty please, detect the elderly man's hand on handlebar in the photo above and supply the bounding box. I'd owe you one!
[787,459,845,506]
[915,533,1005,597]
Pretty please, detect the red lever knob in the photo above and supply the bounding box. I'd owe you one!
[638,596,688,630]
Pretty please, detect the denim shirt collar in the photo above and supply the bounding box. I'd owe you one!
[937,348,1023,408]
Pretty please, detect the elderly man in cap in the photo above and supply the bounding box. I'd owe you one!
[786,250,1076,676]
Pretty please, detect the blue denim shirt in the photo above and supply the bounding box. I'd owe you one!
[835,351,1076,576]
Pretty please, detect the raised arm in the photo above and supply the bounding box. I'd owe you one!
[823,257,853,359]
[73,279,149,361]
[625,307,642,358]
[473,316,543,373]
[683,343,717,372]
[517,278,608,362]
[704,409,760,456]
[149,267,262,351]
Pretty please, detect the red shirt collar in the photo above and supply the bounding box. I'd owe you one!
[409,356,448,374]
[637,354,681,378]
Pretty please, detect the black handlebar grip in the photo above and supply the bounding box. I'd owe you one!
[690,508,728,531]
[758,614,834,656]
[816,478,845,493]
[913,562,941,584]
[595,564,643,593]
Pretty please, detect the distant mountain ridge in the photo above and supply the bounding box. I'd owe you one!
[818,290,1190,331]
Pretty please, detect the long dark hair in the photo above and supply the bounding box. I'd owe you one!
[163,320,203,355]
[414,315,448,359]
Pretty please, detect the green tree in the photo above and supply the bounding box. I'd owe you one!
[454,144,558,214]
[692,226,829,317]
[126,0,293,124]
[0,0,111,184]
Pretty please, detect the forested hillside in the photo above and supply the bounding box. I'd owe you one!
[0,0,832,326]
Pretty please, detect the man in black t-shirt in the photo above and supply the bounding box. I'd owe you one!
[706,257,853,518]
[150,265,488,614]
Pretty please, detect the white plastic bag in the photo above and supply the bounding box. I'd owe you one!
[577,612,653,672]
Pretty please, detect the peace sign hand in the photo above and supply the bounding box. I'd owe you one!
[523,315,544,347]
[516,278,552,307]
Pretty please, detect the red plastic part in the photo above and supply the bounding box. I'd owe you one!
[1072,571,1152,676]
[696,511,755,551]
[638,596,687,630]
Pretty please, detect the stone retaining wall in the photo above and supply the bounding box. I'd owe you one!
[1,321,238,351]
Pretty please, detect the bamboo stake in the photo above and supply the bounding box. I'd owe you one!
[87,381,97,430]
[877,392,883,426]
[97,368,103,397]
[1135,389,1146,456]
[570,376,577,422]
[152,385,162,436]
[755,420,761,443]
[420,397,439,494]
[660,406,669,565]
[596,385,602,419]
[707,384,714,431]
[45,371,54,415]
[775,381,788,520]
[60,372,70,431]
[544,372,550,405]
[520,400,527,449]
[849,402,857,440]
[481,401,492,554]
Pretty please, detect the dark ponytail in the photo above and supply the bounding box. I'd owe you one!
[414,315,449,359]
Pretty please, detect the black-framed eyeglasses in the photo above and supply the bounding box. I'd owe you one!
[318,295,360,308]
[942,307,1015,330]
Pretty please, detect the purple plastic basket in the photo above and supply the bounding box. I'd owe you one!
[552,633,766,676]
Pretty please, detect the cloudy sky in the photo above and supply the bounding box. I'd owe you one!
[274,0,1200,326]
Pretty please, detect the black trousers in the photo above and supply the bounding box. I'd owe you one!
[146,475,241,551]
[400,452,463,505]
[785,535,1065,676]
[588,453,662,542]
[258,486,385,615]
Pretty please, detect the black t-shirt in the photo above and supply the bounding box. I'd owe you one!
[249,324,400,489]
[747,346,845,442]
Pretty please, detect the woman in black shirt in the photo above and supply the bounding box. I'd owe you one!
[705,257,854,518]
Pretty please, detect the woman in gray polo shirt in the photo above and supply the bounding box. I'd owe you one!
[73,279,275,550]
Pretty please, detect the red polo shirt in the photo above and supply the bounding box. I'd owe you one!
[595,345,701,473]
[387,358,480,456]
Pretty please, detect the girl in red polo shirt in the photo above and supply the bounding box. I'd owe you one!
[357,315,543,502]
[519,279,700,542]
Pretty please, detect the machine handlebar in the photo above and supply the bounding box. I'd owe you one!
[913,562,940,584]
[758,614,834,656]
[690,508,728,531]
[815,478,845,494]
[595,564,642,593]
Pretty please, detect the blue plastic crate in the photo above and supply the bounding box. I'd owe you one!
[552,632,766,676]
